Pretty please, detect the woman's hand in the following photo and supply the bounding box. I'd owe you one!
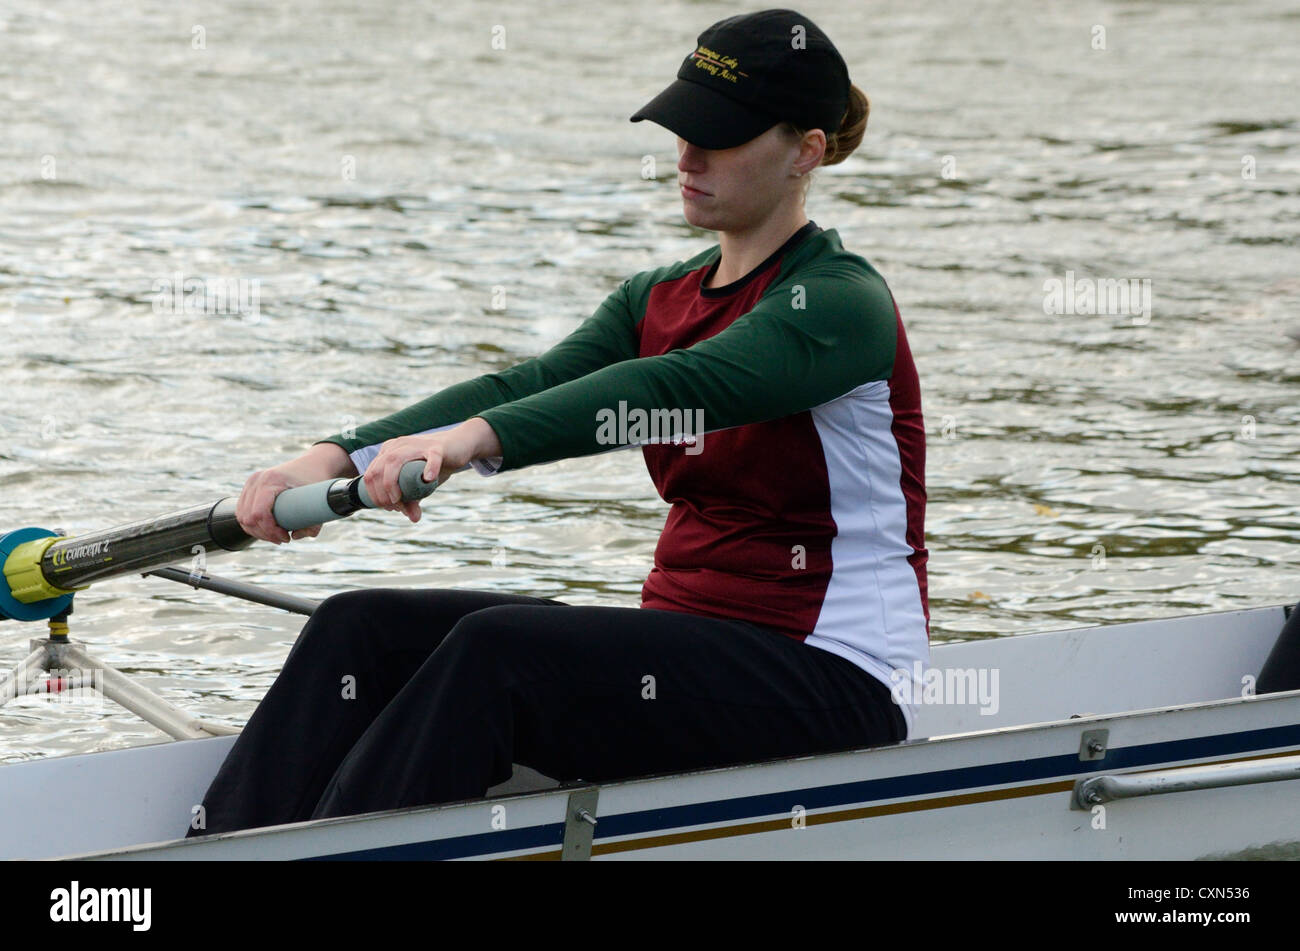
[236,442,357,544]
[363,418,503,524]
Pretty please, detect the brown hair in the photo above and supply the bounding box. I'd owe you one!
[781,83,870,168]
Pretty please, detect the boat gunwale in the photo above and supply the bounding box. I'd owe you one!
[57,684,1300,861]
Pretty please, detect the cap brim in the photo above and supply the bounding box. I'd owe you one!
[630,78,777,150]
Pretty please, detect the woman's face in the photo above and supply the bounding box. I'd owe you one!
[676,125,813,233]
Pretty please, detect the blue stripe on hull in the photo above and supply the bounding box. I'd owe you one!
[596,722,1300,839]
[308,821,565,861]
[306,722,1300,860]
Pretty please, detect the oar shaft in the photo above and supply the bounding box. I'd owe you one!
[39,499,250,592]
[1,461,437,618]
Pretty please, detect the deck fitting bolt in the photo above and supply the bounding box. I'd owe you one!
[576,808,597,826]
[1087,739,1105,754]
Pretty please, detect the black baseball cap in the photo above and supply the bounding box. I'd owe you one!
[630,9,850,150]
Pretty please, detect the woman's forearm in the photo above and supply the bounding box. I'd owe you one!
[462,416,503,462]
[292,441,360,480]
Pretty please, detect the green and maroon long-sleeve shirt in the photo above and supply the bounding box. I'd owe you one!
[322,222,929,732]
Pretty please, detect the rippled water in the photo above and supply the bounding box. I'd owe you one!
[1,0,1299,760]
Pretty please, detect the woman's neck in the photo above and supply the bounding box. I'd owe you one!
[706,206,811,288]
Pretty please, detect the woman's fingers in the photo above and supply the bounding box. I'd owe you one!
[366,437,443,510]
[362,444,398,508]
[236,469,292,544]
[234,472,255,528]
[258,476,293,543]
[235,456,345,545]
[236,471,267,539]
[361,461,388,508]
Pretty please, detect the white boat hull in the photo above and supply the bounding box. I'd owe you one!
[4,605,1299,860]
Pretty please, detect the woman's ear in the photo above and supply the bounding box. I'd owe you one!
[794,129,827,176]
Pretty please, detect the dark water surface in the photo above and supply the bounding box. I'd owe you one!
[1,0,1298,758]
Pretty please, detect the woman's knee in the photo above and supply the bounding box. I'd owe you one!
[285,589,384,664]
[299,587,453,646]
[436,605,549,676]
[295,593,559,679]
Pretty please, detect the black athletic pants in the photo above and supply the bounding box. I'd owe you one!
[187,588,907,836]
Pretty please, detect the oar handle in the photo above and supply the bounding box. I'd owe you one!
[272,460,439,532]
[354,460,438,510]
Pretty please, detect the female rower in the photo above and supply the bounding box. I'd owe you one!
[189,8,928,837]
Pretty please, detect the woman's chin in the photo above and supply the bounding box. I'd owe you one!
[682,204,723,231]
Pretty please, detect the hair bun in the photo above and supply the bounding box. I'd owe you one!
[823,84,869,166]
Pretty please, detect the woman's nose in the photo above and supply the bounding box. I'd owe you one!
[677,139,707,171]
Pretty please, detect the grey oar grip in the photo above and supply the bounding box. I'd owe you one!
[272,461,439,532]
[272,483,343,532]
[355,460,439,510]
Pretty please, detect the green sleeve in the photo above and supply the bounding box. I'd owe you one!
[316,280,640,453]
[477,263,898,471]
